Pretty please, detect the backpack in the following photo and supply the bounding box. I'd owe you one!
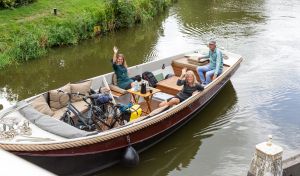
[142,71,158,87]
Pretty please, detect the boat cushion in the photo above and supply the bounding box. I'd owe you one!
[49,83,71,111]
[112,73,118,85]
[31,96,54,116]
[152,92,174,101]
[52,100,89,120]
[172,57,201,70]
[70,80,92,102]
[52,107,67,120]
[187,57,209,66]
[109,84,127,95]
[171,58,201,80]
[18,102,94,139]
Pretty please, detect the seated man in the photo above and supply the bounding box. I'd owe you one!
[197,41,223,85]
[159,68,204,107]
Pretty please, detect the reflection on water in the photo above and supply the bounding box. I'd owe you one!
[1,0,300,175]
[177,0,266,39]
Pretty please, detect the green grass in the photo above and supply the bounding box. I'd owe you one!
[0,0,174,68]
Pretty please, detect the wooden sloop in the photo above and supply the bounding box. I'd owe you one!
[0,58,242,152]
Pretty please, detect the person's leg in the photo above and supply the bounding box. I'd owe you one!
[217,69,223,77]
[159,101,168,107]
[211,69,223,83]
[205,69,215,84]
[167,98,180,106]
[197,66,211,84]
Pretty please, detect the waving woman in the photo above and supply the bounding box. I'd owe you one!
[159,68,204,107]
[111,46,134,90]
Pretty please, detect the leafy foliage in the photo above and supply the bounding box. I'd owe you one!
[0,0,174,68]
[12,32,46,62]
[0,0,36,9]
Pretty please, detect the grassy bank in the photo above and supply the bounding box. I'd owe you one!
[0,0,174,68]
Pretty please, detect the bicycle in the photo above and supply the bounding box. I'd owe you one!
[58,88,126,132]
[57,90,95,131]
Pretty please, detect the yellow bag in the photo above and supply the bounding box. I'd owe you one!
[129,104,142,121]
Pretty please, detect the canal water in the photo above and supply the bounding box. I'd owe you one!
[1,0,300,175]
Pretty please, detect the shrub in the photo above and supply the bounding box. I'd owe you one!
[0,0,175,69]
[47,23,78,47]
[74,10,98,40]
[0,41,8,52]
[11,32,46,62]
[0,0,37,9]
[0,53,11,68]
[114,1,136,28]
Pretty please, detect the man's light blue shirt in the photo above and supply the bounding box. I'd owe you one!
[203,48,223,75]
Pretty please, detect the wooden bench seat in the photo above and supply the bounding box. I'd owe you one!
[172,57,229,82]
[172,57,202,80]
[110,90,124,98]
[156,76,182,96]
[108,84,127,98]
[157,58,230,95]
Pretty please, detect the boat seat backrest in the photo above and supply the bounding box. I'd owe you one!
[28,81,93,119]
[172,57,229,81]
[171,58,201,80]
[18,102,95,139]
[109,73,128,98]
[52,100,89,120]
[156,76,182,96]
[112,73,118,85]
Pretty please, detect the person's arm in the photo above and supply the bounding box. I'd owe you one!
[198,52,210,61]
[192,83,204,95]
[112,46,118,63]
[197,83,204,91]
[201,54,210,59]
[177,68,187,86]
[180,67,187,79]
[213,50,222,80]
[177,79,185,86]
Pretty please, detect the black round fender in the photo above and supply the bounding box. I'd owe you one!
[121,146,140,167]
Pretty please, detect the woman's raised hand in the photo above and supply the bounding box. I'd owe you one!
[182,67,187,75]
[113,46,118,54]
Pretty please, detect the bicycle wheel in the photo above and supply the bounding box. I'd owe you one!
[61,114,75,127]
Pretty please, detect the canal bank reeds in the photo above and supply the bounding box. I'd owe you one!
[0,0,175,69]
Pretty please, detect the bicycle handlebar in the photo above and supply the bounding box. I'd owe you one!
[57,89,112,106]
[57,89,86,96]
